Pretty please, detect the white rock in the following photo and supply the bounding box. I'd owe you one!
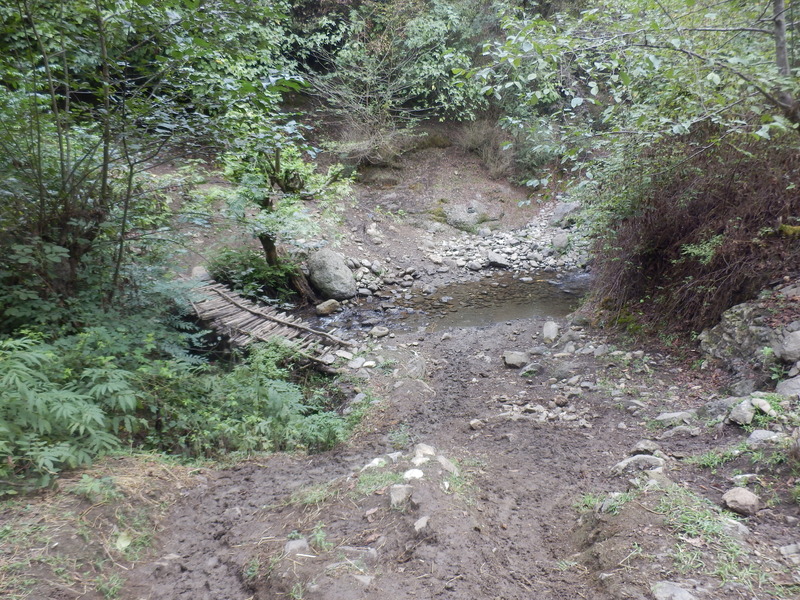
[542,321,560,343]
[611,455,665,475]
[403,469,424,481]
[414,516,429,533]
[360,457,387,471]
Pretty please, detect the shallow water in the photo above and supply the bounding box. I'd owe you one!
[408,272,589,331]
[310,271,590,334]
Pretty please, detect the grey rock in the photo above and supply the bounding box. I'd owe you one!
[746,429,785,446]
[651,581,698,600]
[469,419,483,430]
[404,355,427,378]
[503,351,529,368]
[779,542,800,565]
[436,455,459,476]
[750,397,777,417]
[414,516,430,533]
[307,249,357,300]
[284,538,310,555]
[654,411,695,426]
[521,362,542,376]
[552,233,569,251]
[722,518,750,541]
[774,329,800,362]
[659,426,702,439]
[353,575,374,587]
[631,440,661,455]
[729,378,757,396]
[369,326,390,338]
[722,487,761,516]
[549,201,581,226]
[466,260,483,271]
[390,484,414,507]
[542,321,560,343]
[315,299,341,315]
[728,399,756,425]
[697,396,741,420]
[486,250,511,268]
[611,454,666,475]
[776,375,800,398]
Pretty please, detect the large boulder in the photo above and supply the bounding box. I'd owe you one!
[307,249,357,300]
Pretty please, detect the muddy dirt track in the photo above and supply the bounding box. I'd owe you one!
[31,141,800,600]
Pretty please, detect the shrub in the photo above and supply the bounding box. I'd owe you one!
[584,130,800,332]
[208,247,299,303]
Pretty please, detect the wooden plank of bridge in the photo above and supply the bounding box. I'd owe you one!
[190,281,353,363]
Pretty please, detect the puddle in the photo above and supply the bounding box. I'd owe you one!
[410,272,589,331]
[307,271,590,334]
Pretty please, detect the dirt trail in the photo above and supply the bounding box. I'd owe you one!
[117,142,798,600]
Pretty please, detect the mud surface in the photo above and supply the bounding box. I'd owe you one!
[17,139,799,600]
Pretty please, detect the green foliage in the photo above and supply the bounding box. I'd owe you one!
[0,336,139,491]
[141,342,350,457]
[208,247,298,303]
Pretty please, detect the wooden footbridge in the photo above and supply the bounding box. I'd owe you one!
[190,281,353,363]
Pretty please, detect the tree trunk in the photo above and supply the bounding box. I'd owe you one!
[258,234,319,305]
[773,0,800,123]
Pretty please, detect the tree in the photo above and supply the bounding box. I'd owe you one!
[0,0,301,329]
[477,0,800,152]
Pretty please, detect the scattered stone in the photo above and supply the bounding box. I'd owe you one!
[503,351,529,368]
[774,330,800,363]
[390,484,413,507]
[335,350,354,360]
[747,429,785,446]
[542,321,559,343]
[650,581,698,600]
[776,375,800,398]
[631,440,661,455]
[414,516,430,533]
[659,426,701,439]
[284,539,310,555]
[414,443,436,457]
[728,399,756,425]
[549,201,581,226]
[347,357,366,369]
[361,457,387,471]
[369,326,390,338]
[486,250,511,268]
[779,543,800,566]
[611,455,666,475]
[722,487,761,516]
[697,396,741,420]
[750,397,777,417]
[353,575,374,587]
[436,455,459,476]
[551,232,569,250]
[731,473,759,486]
[654,411,695,426]
[403,469,424,481]
[722,518,750,542]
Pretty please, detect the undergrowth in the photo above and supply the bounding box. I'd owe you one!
[584,129,800,332]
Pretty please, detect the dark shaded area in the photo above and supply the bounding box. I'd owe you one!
[591,131,800,332]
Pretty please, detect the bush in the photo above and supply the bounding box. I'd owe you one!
[585,130,800,332]
[0,335,139,491]
[138,342,349,456]
[208,247,299,303]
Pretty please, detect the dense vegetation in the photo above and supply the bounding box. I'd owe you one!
[1,0,798,490]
